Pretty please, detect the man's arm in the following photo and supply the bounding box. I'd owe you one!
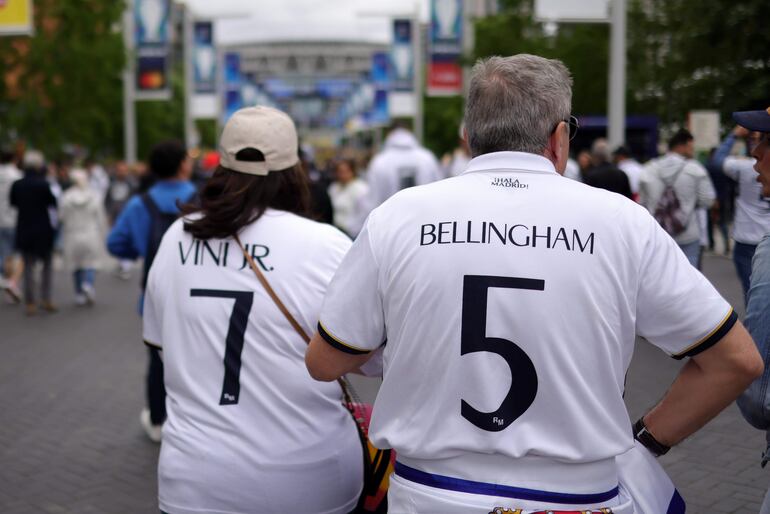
[106,198,141,259]
[737,238,770,428]
[695,164,717,210]
[641,321,763,446]
[306,331,373,382]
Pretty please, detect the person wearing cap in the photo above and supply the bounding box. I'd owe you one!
[107,140,196,442]
[732,107,770,514]
[141,107,363,514]
[711,122,770,304]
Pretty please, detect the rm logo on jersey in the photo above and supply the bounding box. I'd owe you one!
[491,177,528,189]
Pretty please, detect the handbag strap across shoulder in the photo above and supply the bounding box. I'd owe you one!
[233,233,354,402]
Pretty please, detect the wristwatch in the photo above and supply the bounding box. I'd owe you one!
[633,417,671,457]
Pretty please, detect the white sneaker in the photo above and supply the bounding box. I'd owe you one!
[74,293,87,306]
[81,283,95,305]
[140,408,163,443]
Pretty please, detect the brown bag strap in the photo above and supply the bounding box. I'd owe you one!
[234,233,310,343]
[233,233,354,403]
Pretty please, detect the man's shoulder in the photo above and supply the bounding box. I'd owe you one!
[683,159,708,177]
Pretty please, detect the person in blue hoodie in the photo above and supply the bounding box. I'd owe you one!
[107,140,195,442]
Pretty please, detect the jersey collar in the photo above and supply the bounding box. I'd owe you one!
[462,151,558,176]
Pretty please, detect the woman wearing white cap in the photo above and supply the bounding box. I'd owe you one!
[142,107,363,514]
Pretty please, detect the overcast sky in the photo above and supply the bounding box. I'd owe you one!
[181,0,431,46]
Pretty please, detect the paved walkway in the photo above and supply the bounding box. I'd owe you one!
[0,254,767,513]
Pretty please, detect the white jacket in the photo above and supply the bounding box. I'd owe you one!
[60,186,107,270]
[639,153,716,245]
[366,129,442,209]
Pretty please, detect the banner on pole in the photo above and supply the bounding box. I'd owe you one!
[0,0,33,36]
[193,21,216,94]
[391,19,414,93]
[135,0,172,100]
[428,0,463,96]
[222,52,242,122]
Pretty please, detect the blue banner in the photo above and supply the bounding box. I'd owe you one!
[223,52,242,121]
[391,19,414,92]
[431,0,462,54]
[193,21,216,94]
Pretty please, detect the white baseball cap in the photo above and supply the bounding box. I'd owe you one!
[219,106,299,175]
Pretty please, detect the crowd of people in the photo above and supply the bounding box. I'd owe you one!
[3,53,770,513]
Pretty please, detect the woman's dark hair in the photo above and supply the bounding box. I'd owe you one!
[335,158,357,176]
[182,161,311,240]
[149,140,187,179]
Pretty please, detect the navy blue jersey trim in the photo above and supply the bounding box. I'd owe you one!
[394,461,619,504]
[317,322,371,355]
[672,309,738,360]
[667,489,686,513]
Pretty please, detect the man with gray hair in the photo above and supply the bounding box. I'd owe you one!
[306,54,761,513]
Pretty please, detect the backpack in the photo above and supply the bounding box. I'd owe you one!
[653,163,688,236]
[141,192,183,288]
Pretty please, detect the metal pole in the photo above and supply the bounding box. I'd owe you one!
[607,0,626,149]
[183,4,197,149]
[462,0,475,99]
[122,2,137,164]
[413,3,424,143]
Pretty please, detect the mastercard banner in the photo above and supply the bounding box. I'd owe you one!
[134,0,171,100]
[0,0,33,36]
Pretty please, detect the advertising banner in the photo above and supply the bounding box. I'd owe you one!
[0,0,33,36]
[391,19,413,92]
[134,0,171,100]
[223,52,242,122]
[428,0,463,96]
[368,52,390,126]
[193,21,216,94]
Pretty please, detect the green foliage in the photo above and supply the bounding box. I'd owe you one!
[473,0,610,116]
[0,0,126,159]
[627,0,770,125]
[423,95,464,158]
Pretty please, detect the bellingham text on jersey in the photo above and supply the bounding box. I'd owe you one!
[420,221,595,254]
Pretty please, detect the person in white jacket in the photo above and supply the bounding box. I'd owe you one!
[639,129,716,268]
[366,124,442,209]
[60,169,107,305]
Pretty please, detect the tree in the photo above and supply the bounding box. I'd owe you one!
[0,0,126,160]
[472,0,610,116]
[627,0,770,126]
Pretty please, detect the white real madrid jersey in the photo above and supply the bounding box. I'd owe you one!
[319,152,736,468]
[724,156,770,244]
[143,210,362,514]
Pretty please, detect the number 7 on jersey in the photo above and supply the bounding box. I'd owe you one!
[190,289,254,406]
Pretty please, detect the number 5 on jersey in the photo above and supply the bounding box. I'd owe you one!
[190,289,254,406]
[461,275,543,432]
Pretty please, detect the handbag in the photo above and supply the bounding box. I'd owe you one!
[235,234,395,513]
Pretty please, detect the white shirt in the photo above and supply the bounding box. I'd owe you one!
[328,178,369,237]
[144,210,362,514]
[618,158,644,195]
[366,128,442,208]
[319,151,734,492]
[723,156,770,244]
[0,164,22,228]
